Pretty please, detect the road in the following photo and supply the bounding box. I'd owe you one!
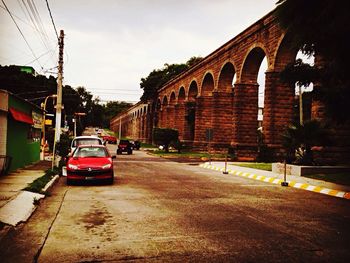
[1,147,350,262]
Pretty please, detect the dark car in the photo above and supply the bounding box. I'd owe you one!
[117,139,133,155]
[66,145,115,185]
[134,140,141,150]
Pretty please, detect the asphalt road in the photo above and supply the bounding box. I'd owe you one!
[1,148,349,262]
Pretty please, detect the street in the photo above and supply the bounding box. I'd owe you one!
[1,147,350,262]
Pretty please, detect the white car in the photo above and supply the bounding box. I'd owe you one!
[70,136,104,155]
[62,136,105,177]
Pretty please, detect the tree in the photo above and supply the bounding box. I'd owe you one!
[0,65,133,132]
[103,101,133,127]
[140,57,202,101]
[275,0,350,122]
[282,120,329,165]
[152,128,179,152]
[0,65,57,102]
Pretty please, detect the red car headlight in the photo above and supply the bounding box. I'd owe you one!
[102,163,112,169]
[68,164,78,170]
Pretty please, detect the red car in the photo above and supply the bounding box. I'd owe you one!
[66,145,115,185]
[102,135,117,144]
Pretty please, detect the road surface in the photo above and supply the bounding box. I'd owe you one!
[1,147,349,262]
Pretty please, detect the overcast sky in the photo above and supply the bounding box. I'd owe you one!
[0,0,277,103]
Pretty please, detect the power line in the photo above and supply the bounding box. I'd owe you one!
[1,0,44,70]
[25,0,56,65]
[45,0,59,40]
[24,48,55,65]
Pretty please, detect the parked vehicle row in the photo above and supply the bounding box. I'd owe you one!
[66,145,115,185]
[64,135,142,185]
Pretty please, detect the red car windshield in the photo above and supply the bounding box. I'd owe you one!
[73,147,108,158]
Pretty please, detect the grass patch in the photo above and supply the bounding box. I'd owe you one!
[150,150,231,159]
[303,173,350,186]
[141,143,158,149]
[233,162,272,171]
[23,168,58,194]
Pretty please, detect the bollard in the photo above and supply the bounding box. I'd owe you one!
[223,154,228,174]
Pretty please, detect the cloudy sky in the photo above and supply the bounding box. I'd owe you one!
[0,0,277,103]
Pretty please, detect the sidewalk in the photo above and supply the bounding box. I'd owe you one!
[200,162,350,200]
[0,161,55,227]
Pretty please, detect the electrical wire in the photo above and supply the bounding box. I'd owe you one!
[26,0,54,61]
[24,48,54,65]
[1,0,44,70]
[21,0,56,67]
[45,0,58,40]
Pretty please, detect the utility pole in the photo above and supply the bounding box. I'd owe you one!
[299,85,303,125]
[54,30,64,143]
[52,30,64,169]
[119,117,122,140]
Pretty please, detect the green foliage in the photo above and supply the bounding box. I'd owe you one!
[103,101,133,127]
[257,128,275,162]
[170,140,185,153]
[140,57,202,101]
[152,128,179,152]
[0,65,133,131]
[275,0,350,122]
[281,120,330,165]
[0,65,57,101]
[257,145,275,163]
[280,59,318,87]
[23,168,57,194]
[55,133,71,157]
[233,162,272,171]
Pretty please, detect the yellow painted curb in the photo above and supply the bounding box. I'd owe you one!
[199,163,349,200]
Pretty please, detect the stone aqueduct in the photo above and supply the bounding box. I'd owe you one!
[110,9,345,161]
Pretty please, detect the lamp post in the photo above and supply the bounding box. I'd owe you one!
[41,94,57,160]
[74,112,86,137]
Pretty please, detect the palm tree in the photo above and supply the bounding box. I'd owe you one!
[282,120,329,165]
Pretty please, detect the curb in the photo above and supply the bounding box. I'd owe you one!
[0,173,60,226]
[43,174,60,192]
[200,163,350,200]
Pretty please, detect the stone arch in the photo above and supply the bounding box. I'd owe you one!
[178,86,186,103]
[156,98,161,110]
[274,33,299,72]
[218,61,236,92]
[169,91,176,105]
[188,80,198,102]
[162,95,168,107]
[200,72,215,96]
[240,45,269,83]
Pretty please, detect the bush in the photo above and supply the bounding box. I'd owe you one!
[55,133,71,157]
[152,128,179,152]
[257,144,274,162]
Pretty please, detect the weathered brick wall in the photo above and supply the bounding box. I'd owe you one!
[110,9,350,163]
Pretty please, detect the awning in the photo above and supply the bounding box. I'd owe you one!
[9,107,34,125]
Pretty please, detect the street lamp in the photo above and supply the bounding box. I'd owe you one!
[40,94,57,160]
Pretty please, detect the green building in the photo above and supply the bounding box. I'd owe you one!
[0,89,43,174]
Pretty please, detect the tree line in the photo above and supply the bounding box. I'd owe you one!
[0,65,132,134]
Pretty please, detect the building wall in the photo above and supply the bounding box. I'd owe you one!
[7,94,41,172]
[0,91,8,156]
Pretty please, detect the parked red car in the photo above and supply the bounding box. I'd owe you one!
[102,135,117,144]
[66,145,115,185]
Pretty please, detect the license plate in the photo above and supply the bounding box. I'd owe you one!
[85,177,94,180]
